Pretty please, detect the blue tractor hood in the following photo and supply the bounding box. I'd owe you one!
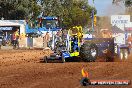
[26,24,61,34]
[38,27,61,32]
[25,24,39,34]
[25,16,62,35]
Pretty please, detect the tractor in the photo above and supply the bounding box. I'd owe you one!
[42,26,98,62]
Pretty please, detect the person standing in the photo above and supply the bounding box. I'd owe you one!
[43,32,50,48]
[12,29,19,49]
[127,35,132,54]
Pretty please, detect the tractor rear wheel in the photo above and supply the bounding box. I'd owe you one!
[80,43,98,62]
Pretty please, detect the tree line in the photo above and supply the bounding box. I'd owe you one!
[0,0,96,28]
[0,0,131,28]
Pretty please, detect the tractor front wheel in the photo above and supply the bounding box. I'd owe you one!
[61,54,66,63]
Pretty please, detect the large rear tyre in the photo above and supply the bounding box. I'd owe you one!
[80,43,98,62]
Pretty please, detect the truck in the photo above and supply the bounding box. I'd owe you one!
[25,16,62,48]
[26,16,61,37]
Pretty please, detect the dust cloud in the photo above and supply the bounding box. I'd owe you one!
[104,0,126,16]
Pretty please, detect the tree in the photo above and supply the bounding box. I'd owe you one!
[125,0,132,7]
[0,0,41,20]
[0,0,96,28]
[112,0,132,7]
[41,0,96,28]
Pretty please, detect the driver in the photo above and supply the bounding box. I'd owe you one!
[55,30,62,43]
[71,35,78,52]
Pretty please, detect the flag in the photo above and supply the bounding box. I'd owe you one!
[90,10,94,19]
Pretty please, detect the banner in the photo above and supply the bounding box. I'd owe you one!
[111,15,130,25]
[0,27,13,30]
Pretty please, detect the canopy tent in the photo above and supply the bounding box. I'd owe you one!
[125,27,132,33]
[0,20,25,26]
[0,27,13,30]
[0,20,26,34]
[111,25,125,33]
[125,27,132,31]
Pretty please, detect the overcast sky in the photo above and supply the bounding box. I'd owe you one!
[88,0,126,16]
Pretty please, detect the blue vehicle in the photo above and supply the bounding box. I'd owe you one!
[42,26,98,63]
[26,16,62,37]
[40,25,116,63]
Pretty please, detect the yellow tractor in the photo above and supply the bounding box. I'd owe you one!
[68,26,98,61]
[43,26,98,62]
[42,25,116,63]
[68,26,83,57]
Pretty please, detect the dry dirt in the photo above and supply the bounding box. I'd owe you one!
[0,49,132,88]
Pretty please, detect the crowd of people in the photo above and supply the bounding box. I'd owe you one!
[0,28,63,49]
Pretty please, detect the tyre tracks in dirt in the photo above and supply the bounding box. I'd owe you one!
[0,50,50,67]
[0,50,132,88]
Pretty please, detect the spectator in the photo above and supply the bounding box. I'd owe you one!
[43,32,50,48]
[127,35,132,54]
[12,29,19,49]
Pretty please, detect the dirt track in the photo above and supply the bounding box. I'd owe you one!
[0,49,132,88]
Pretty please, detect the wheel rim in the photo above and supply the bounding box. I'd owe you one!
[91,48,97,57]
